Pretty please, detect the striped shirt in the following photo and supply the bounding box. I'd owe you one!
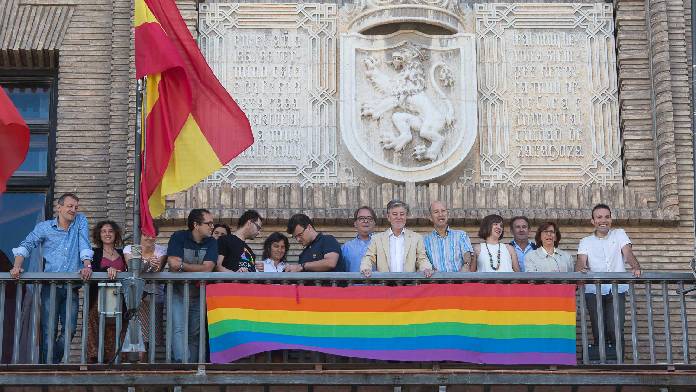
[423,228,473,272]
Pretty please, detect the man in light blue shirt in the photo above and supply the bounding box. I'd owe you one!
[11,193,93,363]
[341,206,376,272]
[509,216,537,272]
[423,201,473,272]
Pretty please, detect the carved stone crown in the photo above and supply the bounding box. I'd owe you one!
[342,0,464,33]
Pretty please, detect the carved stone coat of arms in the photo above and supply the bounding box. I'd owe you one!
[340,31,477,182]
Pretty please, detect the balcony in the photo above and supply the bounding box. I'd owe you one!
[1,272,695,391]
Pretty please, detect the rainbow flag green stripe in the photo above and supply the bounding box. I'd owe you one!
[207,283,577,365]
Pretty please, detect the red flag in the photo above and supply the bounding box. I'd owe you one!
[0,87,30,193]
[135,0,253,236]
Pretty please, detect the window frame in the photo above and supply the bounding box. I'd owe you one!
[0,71,58,219]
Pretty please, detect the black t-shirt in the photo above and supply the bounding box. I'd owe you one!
[218,234,256,272]
[298,232,346,272]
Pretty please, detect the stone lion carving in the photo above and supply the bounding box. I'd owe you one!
[360,44,455,161]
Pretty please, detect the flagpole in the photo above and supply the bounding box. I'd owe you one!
[120,77,146,361]
[133,77,143,267]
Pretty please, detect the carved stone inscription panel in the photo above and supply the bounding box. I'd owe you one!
[476,4,622,185]
[199,3,337,185]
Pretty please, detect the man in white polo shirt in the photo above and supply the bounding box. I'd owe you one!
[576,203,641,358]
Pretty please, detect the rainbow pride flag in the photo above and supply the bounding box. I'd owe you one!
[207,283,577,365]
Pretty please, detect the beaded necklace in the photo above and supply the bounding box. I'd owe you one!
[484,243,501,271]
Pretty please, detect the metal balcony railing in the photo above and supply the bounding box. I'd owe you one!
[0,272,694,368]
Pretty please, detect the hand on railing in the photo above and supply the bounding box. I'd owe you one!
[9,266,22,279]
[107,266,119,280]
[80,266,92,281]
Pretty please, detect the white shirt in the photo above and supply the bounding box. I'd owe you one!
[262,258,286,272]
[577,228,631,294]
[388,228,406,272]
[476,242,514,272]
[123,244,167,271]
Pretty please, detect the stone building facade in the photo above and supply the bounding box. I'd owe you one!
[0,0,695,363]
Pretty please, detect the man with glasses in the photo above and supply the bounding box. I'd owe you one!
[423,200,473,272]
[216,210,263,272]
[342,206,377,272]
[285,214,345,272]
[166,208,218,363]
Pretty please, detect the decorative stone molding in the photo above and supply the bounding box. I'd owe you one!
[341,0,465,33]
[164,182,668,224]
[645,0,681,217]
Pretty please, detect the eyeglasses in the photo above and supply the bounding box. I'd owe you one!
[200,221,214,227]
[356,216,374,223]
[251,220,262,231]
[293,227,306,240]
[541,230,556,235]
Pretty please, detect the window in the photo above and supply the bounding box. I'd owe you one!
[0,74,57,251]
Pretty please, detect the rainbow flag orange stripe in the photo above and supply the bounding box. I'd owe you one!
[207,283,578,365]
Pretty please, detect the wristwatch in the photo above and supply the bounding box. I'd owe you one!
[299,262,305,272]
[178,262,184,272]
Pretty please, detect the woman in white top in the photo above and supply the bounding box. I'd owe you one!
[124,227,167,361]
[472,214,520,272]
[261,232,289,272]
[525,222,574,272]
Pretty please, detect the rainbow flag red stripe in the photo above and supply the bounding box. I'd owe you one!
[207,283,577,365]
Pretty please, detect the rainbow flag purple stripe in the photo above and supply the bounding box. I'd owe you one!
[206,283,577,365]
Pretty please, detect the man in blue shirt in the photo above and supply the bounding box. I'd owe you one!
[10,193,94,363]
[341,206,376,272]
[286,214,345,272]
[423,200,473,272]
[167,208,218,363]
[509,216,537,272]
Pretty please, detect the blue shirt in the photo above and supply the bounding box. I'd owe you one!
[12,214,93,273]
[299,232,345,272]
[423,227,473,272]
[341,234,372,272]
[510,240,537,272]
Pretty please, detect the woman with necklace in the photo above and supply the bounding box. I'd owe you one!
[472,214,520,272]
[524,222,573,272]
[87,220,126,362]
[124,225,167,361]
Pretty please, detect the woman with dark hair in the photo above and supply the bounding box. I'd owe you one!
[261,232,289,272]
[472,214,520,272]
[525,222,573,272]
[87,220,126,362]
[212,223,231,240]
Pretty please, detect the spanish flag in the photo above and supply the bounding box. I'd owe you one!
[135,0,253,235]
[0,87,30,193]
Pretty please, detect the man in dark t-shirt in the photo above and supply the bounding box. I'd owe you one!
[217,210,263,272]
[286,213,345,272]
[166,208,218,363]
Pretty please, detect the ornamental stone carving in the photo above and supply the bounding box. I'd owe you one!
[340,31,477,182]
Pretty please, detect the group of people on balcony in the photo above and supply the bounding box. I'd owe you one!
[6,192,641,363]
